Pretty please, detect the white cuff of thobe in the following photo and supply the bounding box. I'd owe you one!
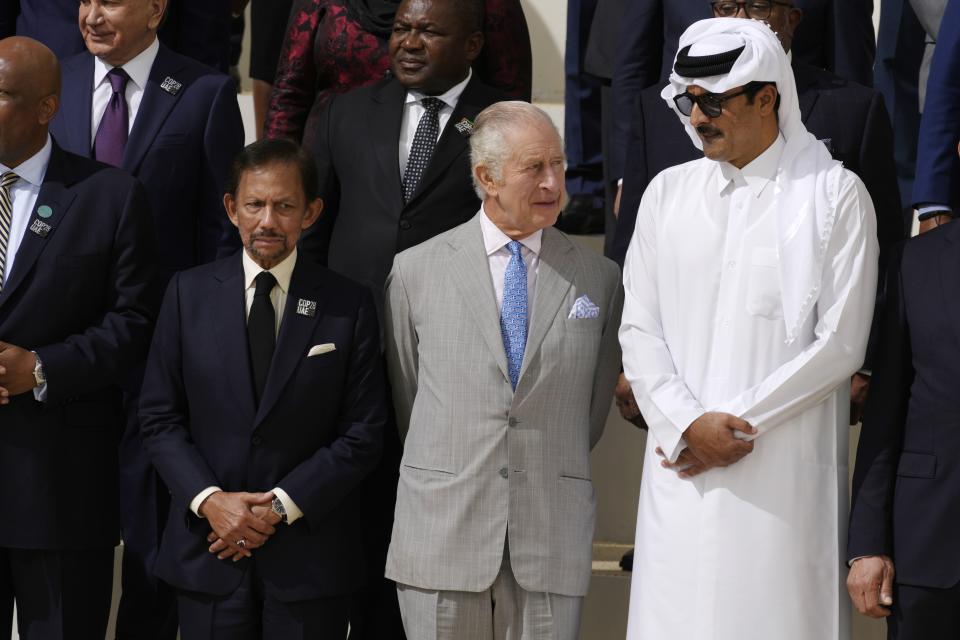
[271,487,303,525]
[33,383,47,402]
[190,486,223,517]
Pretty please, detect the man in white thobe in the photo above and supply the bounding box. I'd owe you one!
[620,18,879,640]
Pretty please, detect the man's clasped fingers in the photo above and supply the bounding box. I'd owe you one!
[846,556,894,618]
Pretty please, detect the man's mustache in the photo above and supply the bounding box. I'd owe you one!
[696,124,721,137]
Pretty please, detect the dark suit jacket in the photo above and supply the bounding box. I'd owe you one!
[912,0,960,211]
[51,44,244,283]
[0,143,160,550]
[139,254,387,600]
[608,0,876,181]
[848,222,960,588]
[611,63,904,368]
[305,75,509,318]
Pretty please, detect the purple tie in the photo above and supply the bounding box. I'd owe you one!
[94,68,130,167]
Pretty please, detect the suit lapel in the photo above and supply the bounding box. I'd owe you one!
[213,257,257,422]
[448,217,511,384]
[518,228,575,382]
[0,147,77,309]
[793,63,820,123]
[60,54,95,157]
[370,80,407,211]
[405,77,484,206]
[254,260,327,426]
[123,45,186,174]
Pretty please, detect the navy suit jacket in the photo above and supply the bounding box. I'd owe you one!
[51,44,244,283]
[611,62,904,368]
[608,0,876,181]
[0,143,160,550]
[912,0,960,211]
[849,222,960,588]
[305,75,509,320]
[139,254,387,600]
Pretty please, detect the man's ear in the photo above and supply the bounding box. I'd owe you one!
[223,193,240,229]
[758,85,779,116]
[302,198,323,229]
[474,164,498,197]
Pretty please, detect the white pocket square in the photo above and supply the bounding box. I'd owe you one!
[568,295,600,319]
[308,343,336,357]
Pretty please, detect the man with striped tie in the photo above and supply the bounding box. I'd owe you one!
[0,36,159,638]
[383,101,623,640]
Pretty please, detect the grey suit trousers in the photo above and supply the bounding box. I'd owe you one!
[396,546,582,640]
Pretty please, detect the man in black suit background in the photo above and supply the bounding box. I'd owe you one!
[846,222,960,637]
[0,36,159,638]
[305,1,509,635]
[139,139,387,638]
[48,1,245,635]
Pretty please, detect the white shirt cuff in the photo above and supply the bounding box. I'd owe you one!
[190,486,222,517]
[33,382,48,402]
[272,487,303,525]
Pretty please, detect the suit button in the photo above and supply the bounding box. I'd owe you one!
[508,417,519,427]
[399,220,411,230]
[499,467,508,478]
[251,435,263,446]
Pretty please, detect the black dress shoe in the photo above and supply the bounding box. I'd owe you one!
[619,548,634,572]
[556,194,605,235]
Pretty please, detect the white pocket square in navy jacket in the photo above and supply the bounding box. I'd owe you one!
[568,295,600,319]
[308,343,336,357]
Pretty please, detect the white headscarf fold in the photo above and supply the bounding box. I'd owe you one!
[662,18,843,343]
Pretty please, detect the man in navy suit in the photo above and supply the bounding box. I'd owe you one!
[914,0,960,233]
[139,139,387,638]
[0,37,160,638]
[846,222,960,637]
[48,0,245,636]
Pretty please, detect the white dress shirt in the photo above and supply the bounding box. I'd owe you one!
[90,37,160,147]
[479,205,541,314]
[190,248,304,525]
[398,69,472,177]
[1,136,52,402]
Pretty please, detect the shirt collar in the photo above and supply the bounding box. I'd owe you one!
[404,68,472,109]
[93,37,160,92]
[0,135,52,187]
[716,133,786,198]
[479,205,543,257]
[242,247,298,295]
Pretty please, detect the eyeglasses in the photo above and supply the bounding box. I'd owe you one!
[673,88,749,118]
[710,1,792,19]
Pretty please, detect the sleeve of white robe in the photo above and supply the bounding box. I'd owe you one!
[619,176,706,463]
[713,176,879,436]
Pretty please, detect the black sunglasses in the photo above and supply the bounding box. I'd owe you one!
[673,88,749,118]
[710,1,793,19]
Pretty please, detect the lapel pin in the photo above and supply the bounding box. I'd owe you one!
[29,219,52,238]
[454,117,474,137]
[160,76,183,96]
[36,205,53,219]
[296,298,317,318]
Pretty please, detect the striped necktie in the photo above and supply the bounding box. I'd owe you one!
[0,171,20,291]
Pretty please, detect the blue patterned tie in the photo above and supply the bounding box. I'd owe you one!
[500,240,528,389]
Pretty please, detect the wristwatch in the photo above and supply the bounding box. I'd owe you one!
[271,496,288,523]
[31,351,45,387]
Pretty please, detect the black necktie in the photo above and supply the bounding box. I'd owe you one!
[402,97,444,203]
[248,271,277,403]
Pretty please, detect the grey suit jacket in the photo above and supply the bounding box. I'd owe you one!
[383,214,623,597]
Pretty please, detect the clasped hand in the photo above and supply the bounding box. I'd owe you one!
[0,341,38,404]
[199,491,282,562]
[656,411,756,478]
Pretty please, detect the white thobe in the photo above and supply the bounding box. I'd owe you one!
[620,136,878,640]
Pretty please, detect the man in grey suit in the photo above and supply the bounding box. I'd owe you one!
[383,101,623,640]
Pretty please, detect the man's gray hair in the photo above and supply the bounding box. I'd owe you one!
[469,101,561,199]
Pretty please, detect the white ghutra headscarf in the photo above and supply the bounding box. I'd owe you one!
[662,18,845,344]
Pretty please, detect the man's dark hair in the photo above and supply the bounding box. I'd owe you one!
[226,138,319,201]
[743,80,781,111]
